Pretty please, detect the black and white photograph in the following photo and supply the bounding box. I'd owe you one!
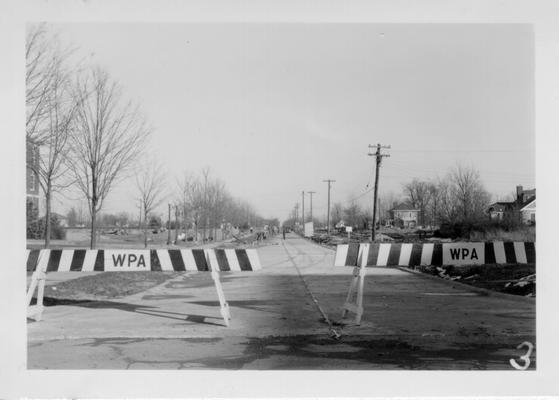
[2,0,559,398]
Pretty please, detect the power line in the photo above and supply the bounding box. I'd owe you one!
[346,187,374,204]
[387,159,534,177]
[390,149,529,153]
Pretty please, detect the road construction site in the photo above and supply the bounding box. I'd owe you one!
[27,233,535,369]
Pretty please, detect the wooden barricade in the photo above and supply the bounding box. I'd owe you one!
[26,248,261,326]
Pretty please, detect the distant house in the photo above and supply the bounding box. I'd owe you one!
[26,140,40,214]
[487,185,535,224]
[487,202,516,221]
[390,202,420,228]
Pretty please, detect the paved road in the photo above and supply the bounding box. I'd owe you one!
[28,234,535,369]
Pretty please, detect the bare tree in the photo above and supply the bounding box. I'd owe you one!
[425,181,439,226]
[343,201,363,228]
[379,191,400,223]
[68,67,150,248]
[26,25,78,247]
[176,168,267,241]
[200,167,211,241]
[177,172,193,238]
[403,179,433,227]
[136,160,166,247]
[26,24,56,142]
[177,172,204,242]
[331,202,344,226]
[26,24,75,143]
[433,175,456,223]
[450,164,491,222]
[209,178,226,240]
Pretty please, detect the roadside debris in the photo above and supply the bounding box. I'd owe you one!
[416,264,535,297]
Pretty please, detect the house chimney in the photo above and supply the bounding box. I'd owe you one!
[516,185,523,202]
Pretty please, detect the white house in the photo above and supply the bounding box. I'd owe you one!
[390,202,420,228]
[520,199,536,225]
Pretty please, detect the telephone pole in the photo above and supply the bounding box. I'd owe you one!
[308,191,316,223]
[323,179,335,235]
[167,202,172,245]
[368,143,390,241]
[301,191,305,226]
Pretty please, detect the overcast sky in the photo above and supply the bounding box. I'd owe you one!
[49,23,534,220]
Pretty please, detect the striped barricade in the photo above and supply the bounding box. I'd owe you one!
[26,248,261,324]
[334,242,535,267]
[26,248,261,272]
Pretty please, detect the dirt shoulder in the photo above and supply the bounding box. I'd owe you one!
[407,263,535,297]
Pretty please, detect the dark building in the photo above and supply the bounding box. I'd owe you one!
[26,140,40,214]
[516,185,535,204]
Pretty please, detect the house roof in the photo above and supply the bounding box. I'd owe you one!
[488,196,536,213]
[520,198,536,211]
[391,202,420,211]
[488,202,515,212]
[519,188,536,197]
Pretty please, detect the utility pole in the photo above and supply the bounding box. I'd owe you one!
[301,191,305,226]
[167,203,172,245]
[368,143,390,241]
[308,191,316,223]
[323,179,335,235]
[174,203,179,243]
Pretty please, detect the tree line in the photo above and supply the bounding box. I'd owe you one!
[26,24,269,248]
[284,163,492,231]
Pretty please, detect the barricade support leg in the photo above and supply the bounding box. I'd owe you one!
[341,244,368,325]
[27,269,46,322]
[341,266,366,325]
[212,270,231,326]
[204,249,231,327]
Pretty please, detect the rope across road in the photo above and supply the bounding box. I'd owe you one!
[281,239,342,340]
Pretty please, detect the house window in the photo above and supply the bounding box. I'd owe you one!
[30,172,35,191]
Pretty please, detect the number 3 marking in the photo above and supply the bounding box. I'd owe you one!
[509,341,533,370]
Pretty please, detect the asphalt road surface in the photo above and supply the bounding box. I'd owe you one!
[27,233,536,369]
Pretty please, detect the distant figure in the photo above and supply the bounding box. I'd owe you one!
[282,228,286,240]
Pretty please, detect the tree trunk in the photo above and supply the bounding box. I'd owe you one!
[44,187,51,248]
[90,203,97,249]
[202,215,207,242]
[174,207,179,243]
[183,205,187,237]
[144,211,148,248]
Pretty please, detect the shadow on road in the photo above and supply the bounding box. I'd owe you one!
[30,297,224,326]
